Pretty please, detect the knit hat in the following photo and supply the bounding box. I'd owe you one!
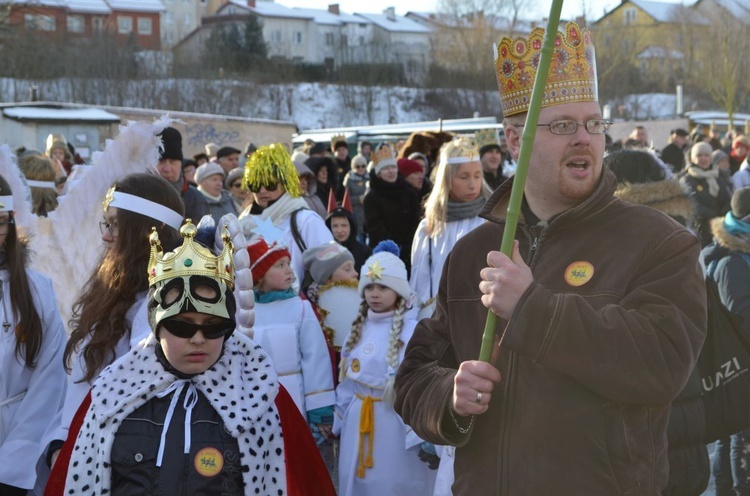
[372,143,397,176]
[397,158,424,178]
[244,143,302,198]
[247,238,291,283]
[672,128,689,137]
[205,143,219,158]
[291,150,310,171]
[350,154,367,170]
[302,241,354,285]
[194,162,225,185]
[358,240,411,301]
[712,149,729,168]
[731,187,750,219]
[159,127,183,161]
[182,159,197,171]
[216,146,241,159]
[225,167,244,189]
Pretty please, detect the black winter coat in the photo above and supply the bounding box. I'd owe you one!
[363,171,421,273]
[111,386,243,496]
[678,172,731,247]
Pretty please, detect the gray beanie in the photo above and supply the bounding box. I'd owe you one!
[225,167,244,189]
[195,162,225,185]
[712,149,729,168]
[731,187,750,219]
[302,241,354,284]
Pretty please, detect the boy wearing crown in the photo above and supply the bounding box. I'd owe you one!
[395,22,706,495]
[50,221,335,496]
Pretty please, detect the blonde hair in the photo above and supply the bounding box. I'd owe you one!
[424,137,492,237]
[339,294,407,406]
[20,155,58,215]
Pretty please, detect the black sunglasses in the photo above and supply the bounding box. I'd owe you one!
[160,318,233,340]
[248,182,279,194]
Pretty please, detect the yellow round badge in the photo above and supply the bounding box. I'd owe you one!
[195,447,224,477]
[564,261,595,287]
[351,358,361,373]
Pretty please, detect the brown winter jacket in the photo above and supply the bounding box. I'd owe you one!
[394,169,707,495]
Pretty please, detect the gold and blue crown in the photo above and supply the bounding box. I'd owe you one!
[474,128,500,149]
[493,21,597,117]
[148,220,235,289]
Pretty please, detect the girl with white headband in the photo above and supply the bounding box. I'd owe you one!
[0,173,67,495]
[408,136,492,496]
[46,173,185,467]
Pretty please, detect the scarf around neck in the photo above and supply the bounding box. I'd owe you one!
[686,165,720,197]
[446,196,486,222]
[254,288,297,303]
[197,186,223,203]
[238,192,309,237]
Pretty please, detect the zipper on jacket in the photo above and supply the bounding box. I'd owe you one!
[497,351,517,494]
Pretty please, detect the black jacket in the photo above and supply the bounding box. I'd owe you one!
[326,207,371,274]
[363,171,421,273]
[678,172,731,246]
[661,143,686,174]
[111,386,243,496]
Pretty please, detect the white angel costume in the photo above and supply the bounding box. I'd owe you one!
[252,296,335,415]
[410,216,485,319]
[333,310,435,496]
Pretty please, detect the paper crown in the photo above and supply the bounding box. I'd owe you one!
[493,21,598,117]
[474,128,501,149]
[330,134,348,151]
[372,143,397,169]
[148,220,235,289]
[243,143,302,198]
[439,136,480,165]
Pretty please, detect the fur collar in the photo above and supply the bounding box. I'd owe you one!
[64,333,287,495]
[711,217,750,254]
[614,179,693,225]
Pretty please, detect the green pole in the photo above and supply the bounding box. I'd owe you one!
[478,0,565,363]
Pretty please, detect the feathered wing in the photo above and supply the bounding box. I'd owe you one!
[30,117,175,333]
[0,145,37,237]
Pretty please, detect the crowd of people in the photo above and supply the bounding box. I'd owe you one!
[0,18,748,496]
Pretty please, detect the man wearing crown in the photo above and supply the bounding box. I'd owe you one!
[395,22,706,495]
[47,221,335,496]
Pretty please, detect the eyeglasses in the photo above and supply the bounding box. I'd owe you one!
[160,318,233,340]
[99,220,118,237]
[248,182,279,194]
[537,119,612,135]
[0,218,14,234]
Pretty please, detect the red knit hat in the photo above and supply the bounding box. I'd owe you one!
[247,239,291,283]
[397,158,424,178]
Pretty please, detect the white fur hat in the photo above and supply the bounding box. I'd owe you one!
[358,240,411,301]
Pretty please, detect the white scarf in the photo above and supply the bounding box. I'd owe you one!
[686,165,720,197]
[64,333,286,495]
[197,186,223,202]
[238,192,309,237]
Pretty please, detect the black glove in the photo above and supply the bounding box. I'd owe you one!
[418,443,440,470]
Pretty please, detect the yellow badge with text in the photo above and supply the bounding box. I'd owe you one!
[195,447,224,477]
[564,261,595,287]
[351,358,361,373]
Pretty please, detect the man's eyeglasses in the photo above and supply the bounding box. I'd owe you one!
[536,119,612,135]
[99,220,118,237]
[248,182,279,194]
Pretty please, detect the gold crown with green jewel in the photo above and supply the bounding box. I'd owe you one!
[148,219,235,289]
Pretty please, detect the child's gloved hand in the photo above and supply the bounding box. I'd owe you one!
[418,442,439,470]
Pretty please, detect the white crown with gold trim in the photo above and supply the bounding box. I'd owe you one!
[148,219,235,289]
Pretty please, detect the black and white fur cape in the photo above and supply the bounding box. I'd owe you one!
[63,332,287,495]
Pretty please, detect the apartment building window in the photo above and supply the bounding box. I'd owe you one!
[24,14,55,31]
[325,32,334,45]
[340,34,347,46]
[92,16,105,32]
[623,8,636,25]
[67,15,84,33]
[184,13,192,25]
[118,16,133,33]
[293,31,302,44]
[271,30,281,43]
[165,12,174,24]
[137,17,152,35]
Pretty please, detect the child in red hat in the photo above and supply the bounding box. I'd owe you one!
[248,238,335,444]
